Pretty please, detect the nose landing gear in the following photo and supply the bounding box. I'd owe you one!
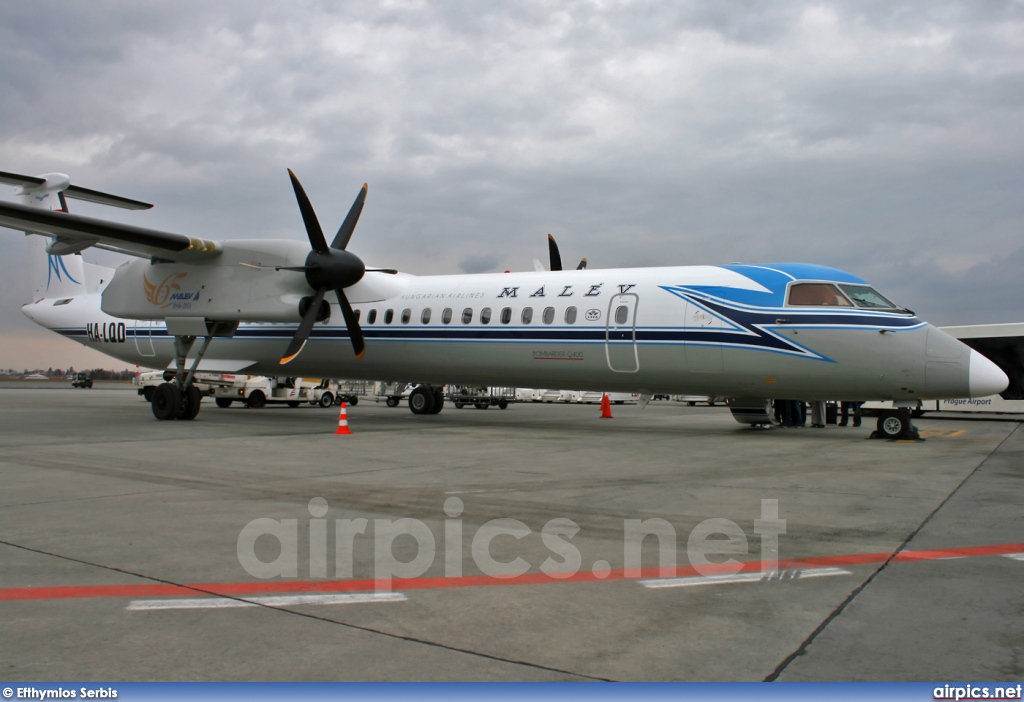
[871,408,922,441]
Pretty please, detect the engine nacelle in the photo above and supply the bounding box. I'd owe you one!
[101,240,313,322]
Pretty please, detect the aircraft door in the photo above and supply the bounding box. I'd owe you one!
[605,294,639,373]
[134,320,155,356]
[683,300,723,372]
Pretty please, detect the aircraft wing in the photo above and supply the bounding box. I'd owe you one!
[0,200,221,260]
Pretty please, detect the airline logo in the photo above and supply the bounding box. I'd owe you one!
[144,272,196,308]
[46,254,81,290]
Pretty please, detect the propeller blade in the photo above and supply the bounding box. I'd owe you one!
[331,184,368,251]
[577,258,587,270]
[547,234,562,272]
[240,262,313,272]
[336,289,366,358]
[288,169,329,254]
[280,287,326,364]
[365,267,399,274]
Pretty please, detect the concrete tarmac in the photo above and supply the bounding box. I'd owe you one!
[0,386,1021,681]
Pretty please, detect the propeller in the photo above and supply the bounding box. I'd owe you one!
[547,234,587,271]
[274,170,395,364]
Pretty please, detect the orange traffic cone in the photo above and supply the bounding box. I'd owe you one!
[600,393,613,419]
[334,402,353,435]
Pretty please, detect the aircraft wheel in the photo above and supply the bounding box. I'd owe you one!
[409,386,436,415]
[178,385,202,421]
[318,393,334,408]
[498,400,509,410]
[877,410,909,440]
[143,386,156,402]
[215,398,233,408]
[152,383,182,421]
[247,390,267,409]
[386,397,399,408]
[429,389,445,414]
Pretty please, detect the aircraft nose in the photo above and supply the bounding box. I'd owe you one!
[969,350,1008,398]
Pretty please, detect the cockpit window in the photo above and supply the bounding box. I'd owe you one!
[838,284,898,309]
[787,283,853,307]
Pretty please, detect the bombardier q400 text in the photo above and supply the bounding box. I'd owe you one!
[0,170,1008,439]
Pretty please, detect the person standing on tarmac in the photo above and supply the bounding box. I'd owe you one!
[839,401,862,427]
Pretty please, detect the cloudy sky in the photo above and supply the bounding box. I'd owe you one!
[1,1,1022,371]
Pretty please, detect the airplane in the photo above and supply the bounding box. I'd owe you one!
[0,169,1009,439]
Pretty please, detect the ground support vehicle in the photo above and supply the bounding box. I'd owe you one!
[212,377,338,409]
[448,385,514,410]
[373,382,415,407]
[137,370,217,401]
[71,373,93,389]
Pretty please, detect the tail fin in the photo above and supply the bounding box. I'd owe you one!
[0,170,151,301]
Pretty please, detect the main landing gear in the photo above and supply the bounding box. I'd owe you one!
[871,408,922,441]
[408,385,445,415]
[151,332,216,421]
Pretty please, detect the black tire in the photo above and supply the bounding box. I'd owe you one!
[687,401,696,406]
[143,386,156,402]
[429,389,445,414]
[247,390,267,409]
[349,396,358,406]
[215,398,233,408]
[877,410,909,440]
[454,402,464,409]
[318,393,334,408]
[386,397,399,408]
[409,386,436,415]
[498,399,509,410]
[178,385,202,421]
[85,380,93,388]
[286,401,301,408]
[475,402,488,410]
[151,383,182,421]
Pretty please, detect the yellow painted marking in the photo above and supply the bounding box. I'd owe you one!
[917,429,968,438]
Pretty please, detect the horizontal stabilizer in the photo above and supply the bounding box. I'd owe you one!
[0,170,153,210]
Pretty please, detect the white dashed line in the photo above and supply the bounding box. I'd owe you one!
[640,567,852,589]
[127,592,406,611]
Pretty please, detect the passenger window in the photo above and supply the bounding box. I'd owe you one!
[367,309,377,324]
[480,307,492,324]
[384,309,394,324]
[421,308,431,324]
[442,308,453,324]
[401,308,411,324]
[500,307,512,324]
[615,305,629,325]
[521,307,533,324]
[565,306,577,324]
[543,307,555,324]
[462,308,473,324]
[787,283,853,307]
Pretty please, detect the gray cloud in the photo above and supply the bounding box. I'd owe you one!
[1,0,1023,368]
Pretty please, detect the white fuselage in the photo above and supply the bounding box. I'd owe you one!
[21,262,1007,402]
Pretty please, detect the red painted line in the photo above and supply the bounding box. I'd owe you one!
[2,542,1022,603]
